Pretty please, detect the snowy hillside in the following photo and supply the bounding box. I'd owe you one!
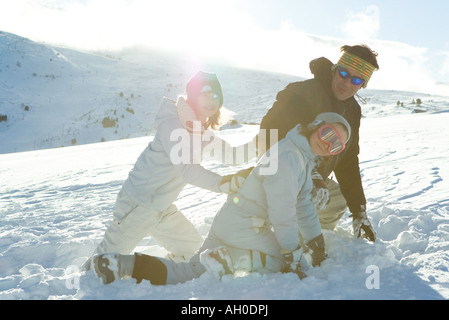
[1,31,449,301]
[2,30,448,154]
[0,31,299,154]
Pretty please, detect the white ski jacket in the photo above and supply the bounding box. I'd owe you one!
[122,97,255,212]
[211,124,322,257]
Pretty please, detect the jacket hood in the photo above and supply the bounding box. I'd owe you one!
[153,96,203,133]
[309,57,334,87]
[153,97,178,130]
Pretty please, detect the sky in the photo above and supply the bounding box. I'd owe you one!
[0,0,448,95]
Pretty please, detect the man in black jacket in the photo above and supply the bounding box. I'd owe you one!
[259,44,379,241]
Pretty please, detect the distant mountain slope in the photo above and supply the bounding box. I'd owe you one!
[1,31,448,154]
[0,31,301,153]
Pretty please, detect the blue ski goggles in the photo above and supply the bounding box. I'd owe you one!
[336,67,366,86]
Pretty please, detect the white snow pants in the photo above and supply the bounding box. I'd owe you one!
[161,227,284,285]
[94,189,204,260]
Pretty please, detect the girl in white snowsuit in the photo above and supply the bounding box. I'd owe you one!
[92,113,351,284]
[85,71,257,268]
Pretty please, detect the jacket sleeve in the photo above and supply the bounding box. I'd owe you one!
[261,151,302,252]
[334,112,367,213]
[295,176,322,243]
[334,150,366,213]
[158,120,222,193]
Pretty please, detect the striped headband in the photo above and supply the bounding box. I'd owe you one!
[337,51,377,84]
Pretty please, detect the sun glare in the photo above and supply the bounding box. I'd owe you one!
[2,0,448,95]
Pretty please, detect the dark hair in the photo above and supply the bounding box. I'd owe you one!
[341,44,379,70]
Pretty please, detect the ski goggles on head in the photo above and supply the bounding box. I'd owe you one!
[336,67,366,86]
[318,124,346,155]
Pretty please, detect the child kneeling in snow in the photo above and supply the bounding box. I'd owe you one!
[83,71,257,270]
[91,113,351,284]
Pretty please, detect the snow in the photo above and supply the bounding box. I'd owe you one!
[1,31,449,300]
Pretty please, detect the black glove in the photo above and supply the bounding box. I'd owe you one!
[310,170,330,211]
[281,247,308,279]
[352,206,376,242]
[304,234,327,267]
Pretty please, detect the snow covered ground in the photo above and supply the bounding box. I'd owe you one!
[1,31,449,300]
[2,111,449,300]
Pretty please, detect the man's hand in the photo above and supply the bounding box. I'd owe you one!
[352,206,376,242]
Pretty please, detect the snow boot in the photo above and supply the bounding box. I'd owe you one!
[92,253,121,284]
[92,253,135,284]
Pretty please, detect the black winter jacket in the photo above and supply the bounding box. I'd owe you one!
[259,57,366,213]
